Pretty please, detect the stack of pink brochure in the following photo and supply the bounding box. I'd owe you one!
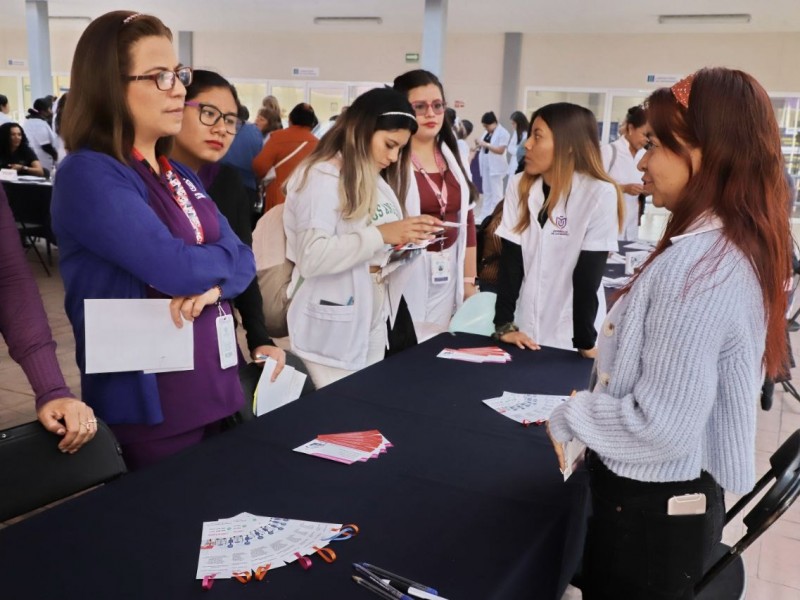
[294,430,392,465]
[436,346,512,363]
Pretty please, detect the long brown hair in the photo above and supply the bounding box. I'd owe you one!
[629,67,791,376]
[293,87,418,221]
[61,11,174,162]
[515,103,623,233]
[392,69,478,205]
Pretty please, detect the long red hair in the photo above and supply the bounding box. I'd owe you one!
[628,68,791,377]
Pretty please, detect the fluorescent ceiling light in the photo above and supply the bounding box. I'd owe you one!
[313,16,382,25]
[658,13,751,25]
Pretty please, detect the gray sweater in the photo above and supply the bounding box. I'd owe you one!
[549,228,764,494]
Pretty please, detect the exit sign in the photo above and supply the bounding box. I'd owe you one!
[405,52,420,63]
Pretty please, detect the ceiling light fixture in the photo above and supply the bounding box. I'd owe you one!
[313,16,382,25]
[48,16,91,22]
[658,13,751,25]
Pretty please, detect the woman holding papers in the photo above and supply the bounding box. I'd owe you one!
[392,70,478,331]
[170,69,286,378]
[283,87,443,388]
[493,103,622,355]
[547,69,792,598]
[52,12,255,469]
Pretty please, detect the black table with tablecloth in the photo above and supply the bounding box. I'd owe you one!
[0,333,592,600]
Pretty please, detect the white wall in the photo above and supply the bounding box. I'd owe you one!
[2,26,799,129]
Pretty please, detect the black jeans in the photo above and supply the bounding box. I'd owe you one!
[581,451,725,600]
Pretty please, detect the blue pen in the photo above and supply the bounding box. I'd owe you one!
[360,563,439,596]
[353,564,412,600]
[346,296,355,305]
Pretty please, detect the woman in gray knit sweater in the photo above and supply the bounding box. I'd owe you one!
[548,68,792,599]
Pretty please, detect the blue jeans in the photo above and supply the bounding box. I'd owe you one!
[581,450,725,600]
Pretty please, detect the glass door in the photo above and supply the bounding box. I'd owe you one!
[308,83,347,124]
[268,82,305,125]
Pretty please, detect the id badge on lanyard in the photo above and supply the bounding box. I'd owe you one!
[431,252,451,285]
[412,148,452,285]
[215,303,238,370]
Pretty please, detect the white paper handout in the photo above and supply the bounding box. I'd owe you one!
[622,241,655,251]
[561,439,587,481]
[483,392,569,425]
[624,251,651,275]
[601,275,630,289]
[253,358,307,416]
[84,299,193,374]
[196,513,344,579]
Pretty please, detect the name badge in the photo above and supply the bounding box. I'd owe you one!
[431,253,451,285]
[216,309,238,370]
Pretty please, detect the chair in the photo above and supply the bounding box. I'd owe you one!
[0,419,127,522]
[448,291,497,336]
[3,181,54,276]
[695,429,800,599]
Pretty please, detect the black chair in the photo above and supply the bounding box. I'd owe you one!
[695,429,800,599]
[2,181,54,276]
[0,419,127,523]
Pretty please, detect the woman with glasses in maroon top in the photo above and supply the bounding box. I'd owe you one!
[52,11,255,470]
[393,70,479,333]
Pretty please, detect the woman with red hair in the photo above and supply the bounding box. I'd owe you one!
[547,67,792,599]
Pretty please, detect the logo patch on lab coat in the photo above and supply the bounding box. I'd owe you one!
[552,215,569,236]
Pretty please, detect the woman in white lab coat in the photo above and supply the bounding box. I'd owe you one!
[283,88,444,387]
[393,69,479,331]
[493,103,622,356]
[602,105,649,240]
[476,111,511,221]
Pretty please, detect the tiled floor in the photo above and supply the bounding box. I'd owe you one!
[2,223,800,598]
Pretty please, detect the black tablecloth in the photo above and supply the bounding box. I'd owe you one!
[0,333,592,600]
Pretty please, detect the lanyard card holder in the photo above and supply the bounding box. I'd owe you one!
[216,302,237,369]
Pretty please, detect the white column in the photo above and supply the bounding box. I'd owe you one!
[499,33,522,122]
[25,0,53,101]
[178,31,194,67]
[421,0,448,77]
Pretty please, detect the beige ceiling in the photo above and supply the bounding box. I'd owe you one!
[4,0,800,34]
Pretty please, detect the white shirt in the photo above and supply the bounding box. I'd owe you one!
[602,136,645,240]
[496,172,619,350]
[0,113,12,126]
[22,117,58,172]
[479,124,511,178]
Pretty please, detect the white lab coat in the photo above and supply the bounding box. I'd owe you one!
[22,117,58,173]
[478,124,511,178]
[601,136,645,241]
[477,124,511,221]
[402,143,471,327]
[284,161,413,370]
[496,172,619,350]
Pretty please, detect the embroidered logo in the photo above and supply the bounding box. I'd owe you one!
[552,214,569,236]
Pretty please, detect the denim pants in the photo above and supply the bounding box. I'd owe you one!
[581,451,726,600]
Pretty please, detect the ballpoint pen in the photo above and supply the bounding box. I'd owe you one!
[353,575,401,600]
[353,564,412,600]
[359,562,439,596]
[378,578,445,600]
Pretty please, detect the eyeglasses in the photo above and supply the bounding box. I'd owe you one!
[410,100,446,116]
[125,67,193,91]
[184,101,243,135]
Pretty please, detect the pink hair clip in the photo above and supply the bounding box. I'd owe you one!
[671,73,695,109]
[122,13,143,25]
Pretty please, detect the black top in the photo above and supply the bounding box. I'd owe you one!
[0,146,38,170]
[205,164,272,351]
[494,182,606,350]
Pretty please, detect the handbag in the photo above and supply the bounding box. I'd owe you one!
[258,141,309,200]
[252,204,301,338]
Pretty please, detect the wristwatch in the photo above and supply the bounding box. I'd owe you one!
[491,322,519,340]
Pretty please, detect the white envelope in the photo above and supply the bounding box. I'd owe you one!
[254,358,307,416]
[84,299,194,374]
